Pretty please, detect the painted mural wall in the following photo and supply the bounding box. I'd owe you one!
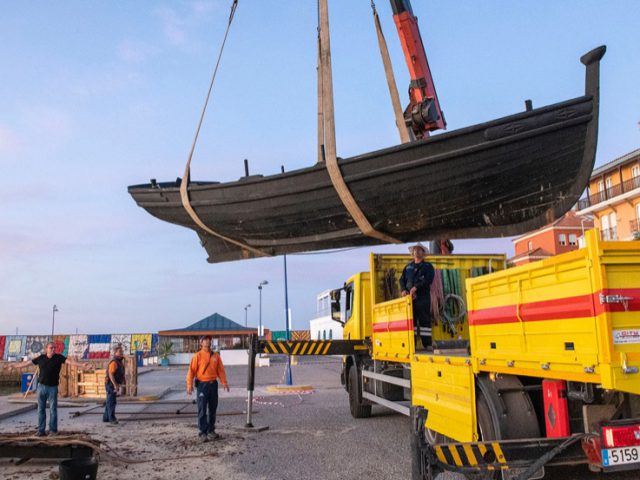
[1,333,159,360]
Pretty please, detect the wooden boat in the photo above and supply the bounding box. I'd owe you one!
[128,46,605,263]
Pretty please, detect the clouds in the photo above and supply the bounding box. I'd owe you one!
[154,1,222,48]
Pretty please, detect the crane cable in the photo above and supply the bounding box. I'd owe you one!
[318,0,401,245]
[179,0,270,259]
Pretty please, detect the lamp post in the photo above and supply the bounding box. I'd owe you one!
[51,305,59,336]
[244,304,251,328]
[258,280,268,337]
[283,255,292,385]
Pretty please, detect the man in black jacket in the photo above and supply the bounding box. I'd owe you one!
[400,243,435,349]
[9,342,90,435]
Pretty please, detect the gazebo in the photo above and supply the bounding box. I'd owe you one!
[158,312,261,354]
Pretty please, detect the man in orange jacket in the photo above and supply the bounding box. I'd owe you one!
[187,336,230,442]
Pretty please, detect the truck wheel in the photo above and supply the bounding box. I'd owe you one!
[411,407,441,480]
[470,392,501,480]
[348,366,371,418]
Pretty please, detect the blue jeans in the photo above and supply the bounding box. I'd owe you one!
[37,384,58,433]
[103,382,117,422]
[196,380,218,435]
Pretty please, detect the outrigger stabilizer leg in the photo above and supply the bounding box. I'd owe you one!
[243,334,268,432]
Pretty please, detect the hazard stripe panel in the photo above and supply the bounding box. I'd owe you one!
[258,340,367,356]
[431,436,586,471]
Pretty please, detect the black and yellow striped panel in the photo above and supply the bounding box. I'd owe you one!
[433,442,507,470]
[258,340,368,356]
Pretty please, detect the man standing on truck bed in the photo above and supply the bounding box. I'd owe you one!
[186,336,230,442]
[400,243,435,349]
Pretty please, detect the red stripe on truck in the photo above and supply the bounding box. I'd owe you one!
[372,319,413,332]
[469,288,640,326]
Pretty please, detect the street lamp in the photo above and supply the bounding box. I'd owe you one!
[244,304,251,328]
[51,305,59,336]
[258,280,268,337]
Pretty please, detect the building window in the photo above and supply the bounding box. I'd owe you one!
[597,180,604,192]
[602,214,610,240]
[605,177,613,189]
[323,330,326,340]
[558,234,567,246]
[329,330,333,340]
[569,234,577,246]
[633,165,640,189]
[527,241,533,251]
[610,212,618,240]
[317,330,321,340]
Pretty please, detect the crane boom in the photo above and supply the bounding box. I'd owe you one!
[390,0,446,139]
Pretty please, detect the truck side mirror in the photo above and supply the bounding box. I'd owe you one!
[330,289,344,325]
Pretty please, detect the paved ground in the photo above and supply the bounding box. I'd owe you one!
[0,357,638,479]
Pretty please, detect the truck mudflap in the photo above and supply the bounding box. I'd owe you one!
[417,434,599,480]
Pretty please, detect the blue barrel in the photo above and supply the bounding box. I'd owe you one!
[21,373,37,393]
[135,351,144,367]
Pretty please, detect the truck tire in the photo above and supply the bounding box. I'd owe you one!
[348,366,371,419]
[471,392,501,480]
[411,406,440,480]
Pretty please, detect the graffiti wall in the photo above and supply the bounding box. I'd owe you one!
[131,334,152,353]
[4,336,27,360]
[26,336,52,359]
[111,334,131,355]
[1,332,161,359]
[68,335,89,359]
[53,335,69,356]
[87,334,111,359]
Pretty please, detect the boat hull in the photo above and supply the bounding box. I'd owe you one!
[128,47,604,263]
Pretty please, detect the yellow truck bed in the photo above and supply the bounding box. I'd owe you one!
[467,229,640,394]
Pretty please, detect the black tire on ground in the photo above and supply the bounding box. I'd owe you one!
[348,366,371,419]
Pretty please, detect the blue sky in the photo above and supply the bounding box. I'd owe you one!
[1,1,638,335]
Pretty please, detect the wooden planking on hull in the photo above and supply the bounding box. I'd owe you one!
[128,47,605,263]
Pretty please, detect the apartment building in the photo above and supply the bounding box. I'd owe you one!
[576,148,640,240]
[509,210,593,265]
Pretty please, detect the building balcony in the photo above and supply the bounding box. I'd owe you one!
[601,227,618,241]
[577,176,640,210]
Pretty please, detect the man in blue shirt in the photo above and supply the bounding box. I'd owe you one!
[400,243,435,349]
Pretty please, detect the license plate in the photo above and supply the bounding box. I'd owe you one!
[602,446,640,468]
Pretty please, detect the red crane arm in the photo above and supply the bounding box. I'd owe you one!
[390,0,446,139]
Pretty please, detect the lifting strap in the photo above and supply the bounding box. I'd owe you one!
[178,0,270,259]
[318,0,401,245]
[370,0,411,144]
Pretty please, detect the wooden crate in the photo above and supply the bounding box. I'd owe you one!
[73,356,138,398]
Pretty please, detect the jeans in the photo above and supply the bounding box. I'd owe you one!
[196,380,218,435]
[37,384,58,433]
[103,382,117,422]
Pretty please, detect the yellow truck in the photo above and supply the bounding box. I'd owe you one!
[328,230,640,479]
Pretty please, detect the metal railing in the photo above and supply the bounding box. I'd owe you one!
[601,227,618,241]
[578,176,640,210]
